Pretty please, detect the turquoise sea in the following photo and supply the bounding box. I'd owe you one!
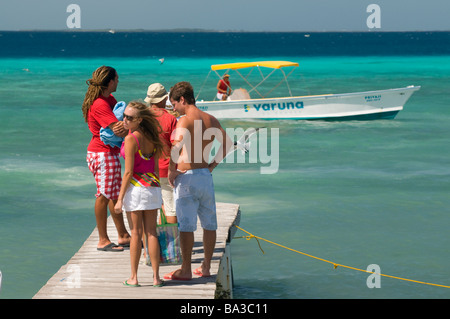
[0,32,449,299]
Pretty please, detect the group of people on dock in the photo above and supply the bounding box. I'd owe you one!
[82,66,231,288]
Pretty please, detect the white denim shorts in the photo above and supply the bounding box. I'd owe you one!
[123,184,162,212]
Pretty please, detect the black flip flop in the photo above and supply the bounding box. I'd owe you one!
[118,243,130,250]
[97,243,123,252]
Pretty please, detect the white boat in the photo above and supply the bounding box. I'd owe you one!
[196,61,420,121]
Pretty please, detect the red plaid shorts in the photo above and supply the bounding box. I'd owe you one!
[86,152,121,200]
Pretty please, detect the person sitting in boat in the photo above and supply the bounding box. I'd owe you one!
[216,74,232,101]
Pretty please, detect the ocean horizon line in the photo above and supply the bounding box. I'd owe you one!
[1,29,450,33]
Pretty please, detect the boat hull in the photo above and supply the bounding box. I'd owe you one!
[197,86,420,121]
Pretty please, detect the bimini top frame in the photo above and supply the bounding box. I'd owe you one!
[196,61,299,100]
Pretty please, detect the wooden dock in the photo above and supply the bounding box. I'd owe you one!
[33,202,240,299]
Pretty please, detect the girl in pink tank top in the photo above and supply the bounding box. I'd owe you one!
[120,132,156,174]
[114,101,166,288]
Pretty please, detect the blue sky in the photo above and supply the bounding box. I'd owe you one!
[1,0,449,31]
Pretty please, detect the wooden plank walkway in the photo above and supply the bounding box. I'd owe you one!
[33,202,240,299]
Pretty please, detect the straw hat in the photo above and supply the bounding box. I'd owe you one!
[144,83,168,104]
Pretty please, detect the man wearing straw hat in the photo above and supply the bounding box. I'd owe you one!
[145,83,178,224]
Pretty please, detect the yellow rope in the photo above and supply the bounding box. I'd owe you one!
[234,225,450,289]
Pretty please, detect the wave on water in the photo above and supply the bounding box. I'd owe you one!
[0,158,93,204]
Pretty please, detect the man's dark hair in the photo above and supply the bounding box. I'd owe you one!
[169,81,196,105]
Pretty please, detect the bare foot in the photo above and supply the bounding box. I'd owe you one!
[193,266,211,277]
[163,269,192,281]
[153,277,164,287]
[118,233,131,246]
[123,279,140,287]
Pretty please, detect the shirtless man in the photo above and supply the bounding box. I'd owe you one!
[164,81,232,281]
